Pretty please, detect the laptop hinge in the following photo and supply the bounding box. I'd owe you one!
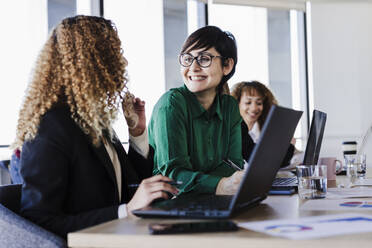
[235,196,265,210]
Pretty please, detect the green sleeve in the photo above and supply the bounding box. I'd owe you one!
[227,99,244,168]
[149,96,222,194]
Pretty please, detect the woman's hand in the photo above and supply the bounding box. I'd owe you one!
[122,94,146,137]
[215,170,245,195]
[128,97,146,136]
[126,175,179,217]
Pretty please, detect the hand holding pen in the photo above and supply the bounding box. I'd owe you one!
[217,159,245,195]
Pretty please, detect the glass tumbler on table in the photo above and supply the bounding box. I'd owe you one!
[345,154,367,182]
[296,165,327,199]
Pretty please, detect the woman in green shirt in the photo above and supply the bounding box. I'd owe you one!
[149,26,244,195]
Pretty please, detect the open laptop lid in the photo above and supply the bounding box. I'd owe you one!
[230,105,302,211]
[302,110,327,165]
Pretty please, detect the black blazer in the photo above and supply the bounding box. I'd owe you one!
[19,106,153,239]
[241,122,294,168]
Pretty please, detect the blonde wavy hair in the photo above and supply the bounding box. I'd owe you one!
[13,15,129,149]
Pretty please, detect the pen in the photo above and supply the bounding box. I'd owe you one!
[222,159,243,171]
[128,181,183,188]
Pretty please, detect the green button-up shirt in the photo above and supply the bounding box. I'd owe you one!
[149,85,243,194]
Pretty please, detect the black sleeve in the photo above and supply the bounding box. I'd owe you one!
[127,144,154,180]
[280,144,295,168]
[20,137,119,239]
[242,136,255,162]
[241,122,255,161]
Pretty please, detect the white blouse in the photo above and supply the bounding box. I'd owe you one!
[248,122,260,143]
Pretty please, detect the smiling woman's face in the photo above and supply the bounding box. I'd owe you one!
[239,90,264,127]
[180,47,229,97]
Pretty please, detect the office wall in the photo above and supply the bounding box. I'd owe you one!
[309,2,372,173]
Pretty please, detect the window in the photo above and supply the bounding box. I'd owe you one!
[0,0,85,158]
[0,0,310,154]
[104,0,205,142]
[0,0,48,159]
[104,0,166,141]
[208,2,308,149]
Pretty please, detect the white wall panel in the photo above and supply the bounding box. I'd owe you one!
[309,2,372,175]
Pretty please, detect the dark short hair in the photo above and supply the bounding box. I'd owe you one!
[180,26,238,93]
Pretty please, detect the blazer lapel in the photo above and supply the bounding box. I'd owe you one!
[90,140,119,201]
[111,135,140,203]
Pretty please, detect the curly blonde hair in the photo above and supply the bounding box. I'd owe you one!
[231,81,278,129]
[13,15,129,149]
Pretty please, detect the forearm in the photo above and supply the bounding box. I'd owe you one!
[129,128,149,158]
[216,177,229,195]
[215,169,245,195]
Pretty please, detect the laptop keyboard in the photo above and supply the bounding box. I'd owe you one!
[179,195,232,211]
[153,195,232,213]
[272,177,298,187]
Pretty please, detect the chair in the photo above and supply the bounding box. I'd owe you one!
[1,152,23,184]
[0,159,10,171]
[0,159,11,185]
[0,184,67,248]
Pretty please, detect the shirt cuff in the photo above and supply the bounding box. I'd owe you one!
[198,175,223,194]
[118,204,128,219]
[129,128,149,158]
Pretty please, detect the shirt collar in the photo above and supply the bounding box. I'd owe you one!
[249,122,260,143]
[181,85,222,121]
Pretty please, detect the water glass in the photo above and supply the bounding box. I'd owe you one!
[296,165,327,199]
[345,154,367,182]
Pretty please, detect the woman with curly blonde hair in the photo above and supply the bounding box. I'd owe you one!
[13,15,178,239]
[231,81,295,166]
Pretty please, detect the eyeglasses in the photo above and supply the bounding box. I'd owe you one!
[179,53,224,68]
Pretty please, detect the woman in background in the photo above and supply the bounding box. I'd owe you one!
[149,26,244,196]
[12,15,177,239]
[231,81,295,166]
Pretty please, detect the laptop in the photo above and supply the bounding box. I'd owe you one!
[270,109,327,194]
[132,105,302,218]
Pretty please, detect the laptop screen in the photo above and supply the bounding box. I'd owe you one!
[302,110,327,165]
[230,105,303,210]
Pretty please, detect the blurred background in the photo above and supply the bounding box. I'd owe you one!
[1,0,371,182]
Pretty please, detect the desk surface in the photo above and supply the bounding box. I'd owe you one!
[68,184,372,248]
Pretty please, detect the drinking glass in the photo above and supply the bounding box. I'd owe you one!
[296,165,327,199]
[345,154,367,182]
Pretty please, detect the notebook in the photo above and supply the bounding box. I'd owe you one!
[270,109,327,194]
[132,105,302,218]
